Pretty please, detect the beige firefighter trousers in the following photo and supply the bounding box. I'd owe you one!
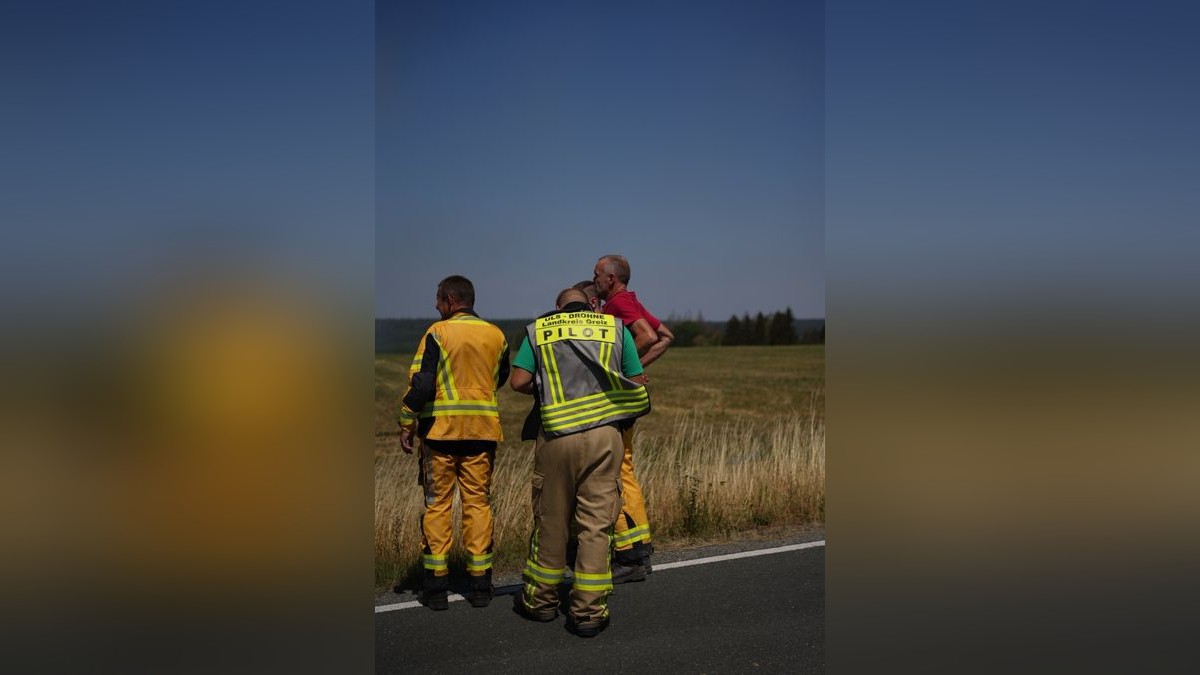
[519,423,623,623]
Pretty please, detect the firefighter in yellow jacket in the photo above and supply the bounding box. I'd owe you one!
[509,288,649,637]
[397,275,510,611]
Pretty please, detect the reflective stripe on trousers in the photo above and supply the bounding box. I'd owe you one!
[612,424,652,550]
[519,425,622,624]
[418,444,494,568]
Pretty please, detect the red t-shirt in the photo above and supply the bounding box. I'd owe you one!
[602,289,662,331]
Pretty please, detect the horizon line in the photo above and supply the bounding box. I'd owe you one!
[374,315,827,322]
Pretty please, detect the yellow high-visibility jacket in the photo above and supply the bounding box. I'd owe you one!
[397,310,510,442]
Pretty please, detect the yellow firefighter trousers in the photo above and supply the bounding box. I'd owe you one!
[612,424,652,558]
[419,445,494,577]
[519,424,622,623]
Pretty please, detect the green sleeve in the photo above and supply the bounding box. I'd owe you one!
[620,327,644,377]
[513,336,536,372]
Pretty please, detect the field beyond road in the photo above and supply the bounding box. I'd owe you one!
[374,344,824,588]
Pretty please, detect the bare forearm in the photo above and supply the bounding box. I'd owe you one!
[510,367,536,394]
[630,319,658,356]
[640,335,671,367]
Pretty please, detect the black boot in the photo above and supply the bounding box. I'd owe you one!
[418,571,449,611]
[467,570,493,608]
[639,541,654,575]
[611,547,646,584]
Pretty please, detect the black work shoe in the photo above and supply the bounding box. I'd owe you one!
[611,562,646,584]
[466,570,493,607]
[613,548,642,567]
[467,586,493,608]
[511,593,557,622]
[417,589,449,611]
[566,615,610,638]
[641,543,654,574]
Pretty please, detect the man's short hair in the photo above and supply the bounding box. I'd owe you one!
[572,280,598,301]
[556,288,588,308]
[437,275,475,306]
[599,255,631,284]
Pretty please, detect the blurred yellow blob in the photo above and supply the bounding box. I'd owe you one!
[86,283,369,599]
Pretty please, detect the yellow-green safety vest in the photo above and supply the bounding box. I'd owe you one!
[527,311,649,438]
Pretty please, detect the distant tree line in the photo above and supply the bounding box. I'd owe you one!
[663,311,720,348]
[660,308,824,347]
[724,308,803,345]
[376,318,533,354]
[800,323,825,344]
[378,313,823,353]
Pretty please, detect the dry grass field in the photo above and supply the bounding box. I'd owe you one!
[374,344,824,588]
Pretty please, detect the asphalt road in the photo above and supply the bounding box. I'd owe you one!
[375,537,824,673]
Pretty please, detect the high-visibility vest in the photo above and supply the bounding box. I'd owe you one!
[526,311,649,438]
[399,313,508,441]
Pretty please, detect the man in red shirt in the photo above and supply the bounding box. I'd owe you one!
[591,256,673,368]
[591,254,675,581]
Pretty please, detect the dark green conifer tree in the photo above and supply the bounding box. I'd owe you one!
[724,314,742,346]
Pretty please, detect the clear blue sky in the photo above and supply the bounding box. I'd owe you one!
[2,1,374,315]
[826,1,1200,317]
[7,1,1193,326]
[376,0,825,320]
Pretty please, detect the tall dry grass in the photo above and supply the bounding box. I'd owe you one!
[638,408,824,542]
[375,345,824,588]
[375,409,824,587]
[374,441,537,586]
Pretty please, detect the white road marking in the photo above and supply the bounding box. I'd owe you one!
[375,539,825,614]
[375,594,469,613]
[650,540,825,571]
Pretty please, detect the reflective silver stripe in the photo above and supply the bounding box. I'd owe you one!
[418,399,499,418]
[542,391,649,432]
[614,524,651,545]
[572,571,613,591]
[543,403,648,433]
[600,341,620,390]
[429,400,498,410]
[542,388,647,414]
[430,333,457,400]
[540,344,564,404]
[466,553,494,570]
[523,560,565,584]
